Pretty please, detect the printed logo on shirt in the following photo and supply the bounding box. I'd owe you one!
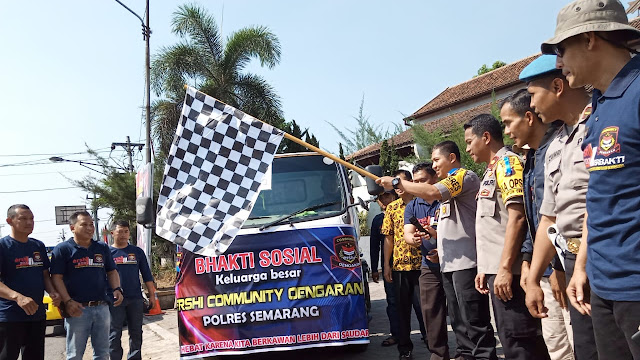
[598,126,621,156]
[114,254,138,265]
[73,256,105,268]
[584,138,626,172]
[14,253,45,269]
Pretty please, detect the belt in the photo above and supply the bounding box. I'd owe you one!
[81,300,107,307]
[566,238,581,255]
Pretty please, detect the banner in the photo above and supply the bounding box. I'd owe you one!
[176,226,369,358]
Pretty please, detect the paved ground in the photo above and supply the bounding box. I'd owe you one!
[44,279,504,359]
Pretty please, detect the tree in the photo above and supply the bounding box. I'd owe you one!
[475,60,507,77]
[151,4,283,156]
[338,143,346,161]
[411,125,485,176]
[277,120,320,154]
[70,148,137,238]
[327,95,402,155]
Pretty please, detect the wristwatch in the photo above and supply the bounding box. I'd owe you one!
[391,177,400,189]
[113,287,124,295]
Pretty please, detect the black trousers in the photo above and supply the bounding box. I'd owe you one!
[591,292,640,360]
[419,265,450,360]
[442,268,497,360]
[0,320,46,360]
[564,255,598,360]
[393,270,425,354]
[487,274,550,360]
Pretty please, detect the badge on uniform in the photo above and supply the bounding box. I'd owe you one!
[503,156,514,177]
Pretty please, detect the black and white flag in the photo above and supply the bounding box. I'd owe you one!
[156,87,284,256]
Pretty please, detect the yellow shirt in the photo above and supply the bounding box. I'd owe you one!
[381,198,422,271]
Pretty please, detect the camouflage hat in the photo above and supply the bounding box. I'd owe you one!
[541,0,640,54]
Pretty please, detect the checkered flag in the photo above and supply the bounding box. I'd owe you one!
[156,87,284,256]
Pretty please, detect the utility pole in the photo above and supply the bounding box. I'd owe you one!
[114,0,153,266]
[87,193,100,241]
[112,136,144,172]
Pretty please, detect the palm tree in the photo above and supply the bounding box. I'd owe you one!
[151,4,284,155]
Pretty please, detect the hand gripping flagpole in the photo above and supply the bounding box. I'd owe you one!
[184,85,380,181]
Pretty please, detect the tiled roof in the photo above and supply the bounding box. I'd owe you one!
[409,54,539,120]
[349,17,640,162]
[350,102,493,161]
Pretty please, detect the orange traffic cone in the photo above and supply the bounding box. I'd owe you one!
[145,293,165,316]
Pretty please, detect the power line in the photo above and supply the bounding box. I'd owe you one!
[0,148,112,157]
[0,169,86,177]
[0,186,78,194]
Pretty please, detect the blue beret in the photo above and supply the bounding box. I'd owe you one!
[519,55,559,82]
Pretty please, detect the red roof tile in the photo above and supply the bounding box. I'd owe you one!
[350,102,493,161]
[409,55,539,119]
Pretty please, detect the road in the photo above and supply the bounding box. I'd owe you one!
[44,279,504,359]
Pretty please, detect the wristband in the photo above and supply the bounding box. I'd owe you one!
[113,287,124,295]
[65,299,74,305]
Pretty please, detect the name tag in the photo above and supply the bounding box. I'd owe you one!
[440,201,451,219]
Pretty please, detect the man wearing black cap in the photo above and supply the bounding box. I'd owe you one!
[542,0,640,358]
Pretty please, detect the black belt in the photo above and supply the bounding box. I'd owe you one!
[81,300,106,307]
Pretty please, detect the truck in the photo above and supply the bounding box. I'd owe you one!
[175,152,370,358]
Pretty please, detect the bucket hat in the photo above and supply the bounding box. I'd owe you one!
[541,0,640,54]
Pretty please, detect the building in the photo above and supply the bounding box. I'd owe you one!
[348,16,640,166]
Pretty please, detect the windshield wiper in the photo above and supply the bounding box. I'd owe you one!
[259,201,341,231]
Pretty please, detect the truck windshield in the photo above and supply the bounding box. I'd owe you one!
[244,155,345,228]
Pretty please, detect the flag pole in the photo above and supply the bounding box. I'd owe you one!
[183,85,380,181]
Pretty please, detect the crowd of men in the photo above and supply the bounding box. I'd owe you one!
[374,0,640,359]
[0,206,155,360]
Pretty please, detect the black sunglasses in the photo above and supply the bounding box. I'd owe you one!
[552,42,566,57]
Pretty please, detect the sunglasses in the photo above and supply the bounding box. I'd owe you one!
[552,43,566,57]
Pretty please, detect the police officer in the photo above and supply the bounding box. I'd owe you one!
[463,114,550,359]
[541,1,640,358]
[378,141,497,360]
[500,80,575,360]
[522,57,596,359]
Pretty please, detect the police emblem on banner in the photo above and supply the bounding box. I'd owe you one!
[330,235,360,269]
[598,126,621,156]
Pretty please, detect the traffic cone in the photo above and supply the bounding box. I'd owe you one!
[145,293,165,316]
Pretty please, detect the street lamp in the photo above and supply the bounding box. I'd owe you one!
[49,156,108,175]
[113,0,153,266]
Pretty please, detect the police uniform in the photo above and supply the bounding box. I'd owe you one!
[434,168,497,360]
[476,147,550,360]
[539,105,598,360]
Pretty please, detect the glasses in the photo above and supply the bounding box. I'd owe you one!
[552,43,566,57]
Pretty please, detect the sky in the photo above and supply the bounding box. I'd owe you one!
[0,0,577,245]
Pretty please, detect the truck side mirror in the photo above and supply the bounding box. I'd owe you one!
[136,197,154,226]
[364,165,384,196]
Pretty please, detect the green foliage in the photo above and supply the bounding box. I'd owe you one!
[411,124,486,176]
[358,211,369,236]
[327,95,402,155]
[475,60,507,77]
[70,148,137,239]
[339,143,346,161]
[151,4,283,156]
[277,120,320,153]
